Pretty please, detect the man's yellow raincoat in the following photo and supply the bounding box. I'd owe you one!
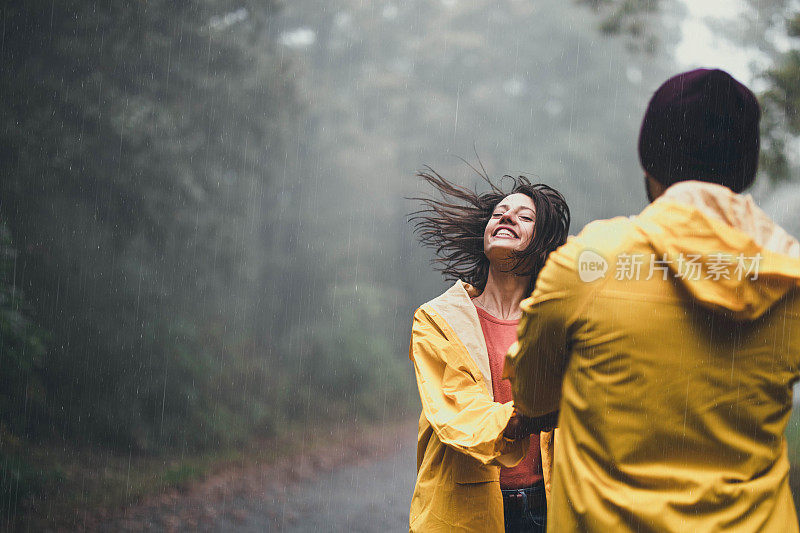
[506,181,800,532]
[409,281,541,532]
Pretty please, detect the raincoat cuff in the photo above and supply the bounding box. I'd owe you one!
[490,402,527,468]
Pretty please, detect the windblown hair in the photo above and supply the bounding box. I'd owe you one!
[410,166,570,294]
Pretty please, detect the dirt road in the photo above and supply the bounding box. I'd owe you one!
[217,433,416,532]
[95,421,418,532]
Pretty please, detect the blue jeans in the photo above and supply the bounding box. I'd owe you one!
[502,483,547,533]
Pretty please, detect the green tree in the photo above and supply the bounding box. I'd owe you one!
[577,0,800,183]
[0,0,299,450]
[0,222,47,440]
[761,12,800,181]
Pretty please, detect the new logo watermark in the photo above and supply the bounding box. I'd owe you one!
[577,250,608,282]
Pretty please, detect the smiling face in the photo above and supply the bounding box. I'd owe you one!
[483,192,536,267]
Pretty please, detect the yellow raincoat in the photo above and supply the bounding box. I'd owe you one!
[506,181,800,532]
[409,280,530,532]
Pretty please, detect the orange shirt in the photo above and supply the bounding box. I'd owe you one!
[474,305,543,489]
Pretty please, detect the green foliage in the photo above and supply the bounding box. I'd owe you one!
[282,285,414,423]
[0,451,64,519]
[761,48,800,182]
[786,406,800,512]
[788,12,800,37]
[0,0,416,463]
[161,464,205,491]
[757,8,800,183]
[578,0,800,183]
[0,0,301,451]
[788,405,800,463]
[577,0,661,51]
[0,222,47,439]
[766,50,800,135]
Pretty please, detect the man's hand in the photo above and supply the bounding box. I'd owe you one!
[503,410,529,440]
[528,410,559,433]
[504,409,559,439]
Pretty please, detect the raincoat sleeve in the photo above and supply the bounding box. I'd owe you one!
[410,309,526,467]
[504,238,588,418]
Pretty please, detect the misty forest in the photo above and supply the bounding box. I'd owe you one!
[2,0,800,529]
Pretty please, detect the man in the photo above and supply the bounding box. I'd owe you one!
[505,68,800,531]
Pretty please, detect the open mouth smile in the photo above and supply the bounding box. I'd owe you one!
[493,227,518,238]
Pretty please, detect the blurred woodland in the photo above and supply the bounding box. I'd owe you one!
[1,0,799,526]
[0,4,411,517]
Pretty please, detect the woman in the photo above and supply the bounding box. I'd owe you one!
[408,167,570,532]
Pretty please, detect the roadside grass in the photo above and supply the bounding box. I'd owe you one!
[3,439,257,529]
[788,404,800,514]
[788,403,800,461]
[2,417,399,530]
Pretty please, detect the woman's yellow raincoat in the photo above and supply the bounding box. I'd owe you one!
[409,280,549,532]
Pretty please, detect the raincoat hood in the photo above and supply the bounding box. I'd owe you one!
[634,180,800,320]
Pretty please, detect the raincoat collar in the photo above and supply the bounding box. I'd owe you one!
[634,180,800,320]
[657,180,800,256]
[426,280,493,393]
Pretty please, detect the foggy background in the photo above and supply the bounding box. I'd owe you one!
[2,0,799,529]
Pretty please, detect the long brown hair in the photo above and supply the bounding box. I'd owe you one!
[410,166,570,294]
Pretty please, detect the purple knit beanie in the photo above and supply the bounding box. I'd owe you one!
[638,68,761,193]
